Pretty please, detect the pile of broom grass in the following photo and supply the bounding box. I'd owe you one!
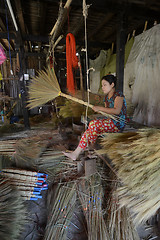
[44,162,140,240]
[99,128,160,225]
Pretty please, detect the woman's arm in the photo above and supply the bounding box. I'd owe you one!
[93,96,124,115]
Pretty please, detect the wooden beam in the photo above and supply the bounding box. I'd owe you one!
[0,39,9,51]
[88,13,114,40]
[0,17,6,31]
[13,0,26,35]
[50,0,72,37]
[23,34,49,43]
[116,12,127,92]
[15,31,30,129]
[0,32,16,39]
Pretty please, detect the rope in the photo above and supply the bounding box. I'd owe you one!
[83,0,91,130]
[66,33,78,94]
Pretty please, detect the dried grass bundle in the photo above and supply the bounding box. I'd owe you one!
[27,67,123,122]
[0,140,16,156]
[37,150,77,182]
[44,182,77,240]
[100,128,160,225]
[78,174,110,240]
[0,177,26,240]
[106,181,139,240]
[14,135,49,168]
[1,168,48,200]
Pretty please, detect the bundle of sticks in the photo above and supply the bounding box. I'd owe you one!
[1,168,48,201]
[0,140,16,156]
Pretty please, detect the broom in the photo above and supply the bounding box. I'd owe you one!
[27,67,126,123]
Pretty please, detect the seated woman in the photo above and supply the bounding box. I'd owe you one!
[63,74,127,160]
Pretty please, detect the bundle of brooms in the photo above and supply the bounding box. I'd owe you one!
[99,128,160,225]
[27,66,125,123]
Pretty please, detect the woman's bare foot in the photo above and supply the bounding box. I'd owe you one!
[62,147,83,161]
[62,151,77,161]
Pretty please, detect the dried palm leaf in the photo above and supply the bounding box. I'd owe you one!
[27,66,125,123]
[99,128,160,225]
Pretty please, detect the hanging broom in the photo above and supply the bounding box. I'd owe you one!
[27,66,126,123]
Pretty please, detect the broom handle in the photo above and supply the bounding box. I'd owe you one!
[60,92,117,120]
[60,92,93,109]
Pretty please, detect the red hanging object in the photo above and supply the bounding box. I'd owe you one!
[66,33,78,94]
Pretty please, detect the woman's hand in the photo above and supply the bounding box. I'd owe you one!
[93,106,102,112]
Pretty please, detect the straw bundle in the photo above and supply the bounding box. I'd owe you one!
[1,168,48,201]
[14,136,49,168]
[0,176,27,240]
[44,154,141,240]
[99,128,160,225]
[78,174,110,240]
[0,140,16,156]
[37,149,77,182]
[106,181,139,240]
[27,67,121,122]
[44,182,77,240]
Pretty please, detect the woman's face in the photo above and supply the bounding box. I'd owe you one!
[102,79,114,94]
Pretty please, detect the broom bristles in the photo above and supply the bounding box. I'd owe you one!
[28,67,61,109]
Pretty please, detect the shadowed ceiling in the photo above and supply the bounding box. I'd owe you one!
[0,0,160,59]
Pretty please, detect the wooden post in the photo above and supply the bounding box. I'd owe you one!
[85,159,96,177]
[116,12,127,92]
[15,32,30,129]
[77,160,84,174]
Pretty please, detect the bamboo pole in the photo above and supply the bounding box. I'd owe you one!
[50,0,73,36]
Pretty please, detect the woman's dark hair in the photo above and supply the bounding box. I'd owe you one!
[101,74,117,87]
